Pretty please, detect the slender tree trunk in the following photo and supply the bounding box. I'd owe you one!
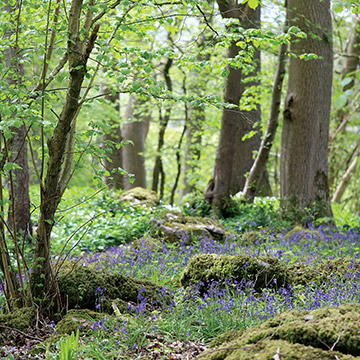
[243,7,288,202]
[4,0,32,240]
[180,34,210,200]
[329,18,360,188]
[30,0,99,310]
[280,0,333,219]
[332,144,360,203]
[340,18,360,91]
[152,58,173,198]
[122,94,149,190]
[101,88,124,189]
[180,112,203,199]
[206,1,269,214]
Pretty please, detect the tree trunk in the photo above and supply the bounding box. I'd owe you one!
[332,144,360,203]
[152,58,173,198]
[180,33,210,200]
[4,0,32,240]
[30,0,99,310]
[101,89,124,189]
[206,1,269,214]
[341,18,360,91]
[328,18,360,188]
[280,0,333,219]
[122,94,149,190]
[243,7,288,203]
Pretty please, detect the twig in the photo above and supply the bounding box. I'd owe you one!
[0,325,43,342]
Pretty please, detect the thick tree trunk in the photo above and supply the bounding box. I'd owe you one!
[206,1,269,214]
[122,94,148,190]
[243,8,288,203]
[280,0,333,219]
[30,0,99,310]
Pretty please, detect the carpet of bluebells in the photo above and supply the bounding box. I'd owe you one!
[1,189,360,359]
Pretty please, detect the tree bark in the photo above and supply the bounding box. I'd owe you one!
[122,94,149,190]
[206,1,269,214]
[180,33,210,200]
[332,144,360,203]
[280,0,333,219]
[101,89,124,189]
[152,58,173,198]
[30,0,99,310]
[4,0,32,240]
[243,8,288,203]
[328,17,360,188]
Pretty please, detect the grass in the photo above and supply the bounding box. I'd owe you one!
[1,187,360,359]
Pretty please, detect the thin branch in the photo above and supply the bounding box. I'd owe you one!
[0,325,43,342]
[196,4,219,37]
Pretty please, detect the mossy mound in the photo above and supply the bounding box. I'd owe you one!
[241,230,272,245]
[56,309,106,335]
[119,187,158,206]
[180,253,288,292]
[285,225,320,242]
[201,303,360,359]
[130,237,162,250]
[150,211,226,244]
[289,257,360,287]
[202,339,360,360]
[0,307,36,333]
[58,263,166,313]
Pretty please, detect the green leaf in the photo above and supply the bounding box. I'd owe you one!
[242,130,257,141]
[121,69,131,75]
[132,81,141,91]
[334,94,347,109]
[341,77,352,89]
[332,3,343,12]
[247,0,259,9]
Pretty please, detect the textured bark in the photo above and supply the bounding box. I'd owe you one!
[4,0,32,240]
[30,0,99,309]
[101,89,124,189]
[152,58,173,198]
[206,1,269,214]
[243,8,288,202]
[122,94,148,190]
[180,33,210,200]
[180,108,203,199]
[280,0,333,218]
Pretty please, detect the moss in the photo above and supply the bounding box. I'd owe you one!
[285,225,320,242]
[0,307,35,332]
[210,329,244,348]
[180,253,289,292]
[289,257,360,287]
[57,262,166,313]
[201,339,360,360]
[56,309,106,335]
[241,230,267,245]
[200,303,360,359]
[151,211,226,244]
[119,187,158,206]
[130,237,162,250]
